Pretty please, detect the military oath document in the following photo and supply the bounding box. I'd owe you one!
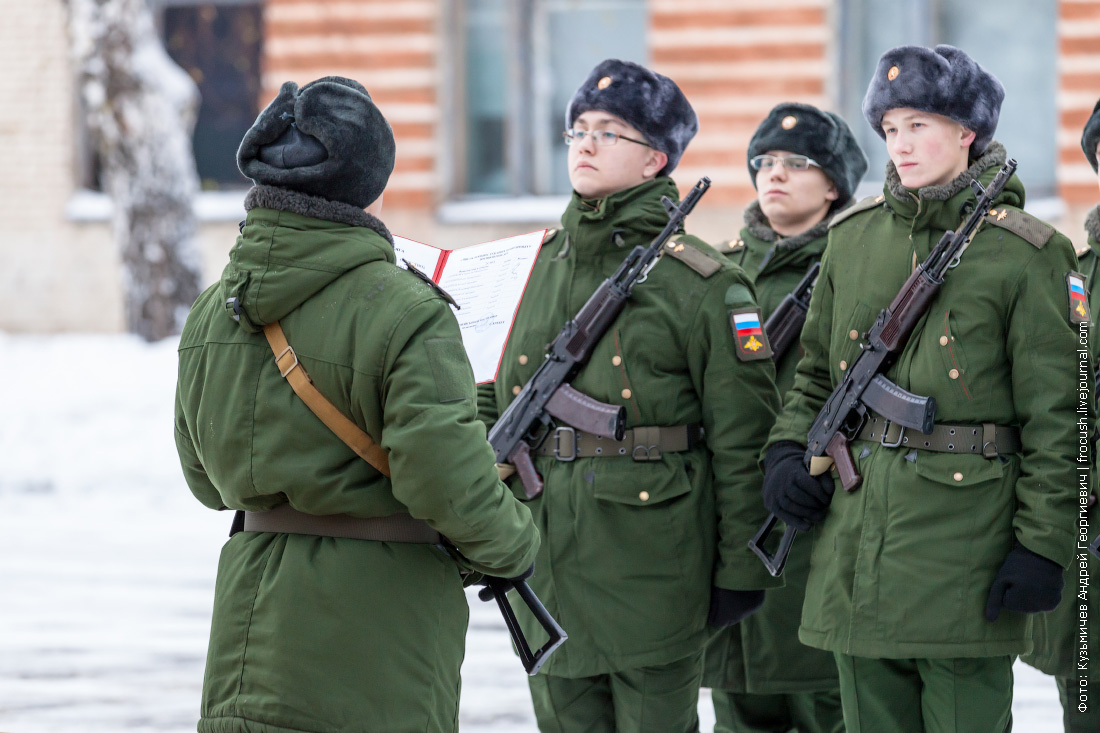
[393,230,545,383]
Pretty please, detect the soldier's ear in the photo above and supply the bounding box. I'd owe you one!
[959,125,977,150]
[825,180,839,202]
[644,149,669,178]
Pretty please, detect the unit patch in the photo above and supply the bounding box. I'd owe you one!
[1067,271,1091,325]
[730,307,773,361]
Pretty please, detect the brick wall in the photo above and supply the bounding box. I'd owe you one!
[648,0,830,207]
[261,0,440,208]
[1059,0,1100,207]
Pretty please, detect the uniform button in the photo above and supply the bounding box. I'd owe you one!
[953,472,964,482]
[612,355,622,366]
[639,491,650,502]
[949,368,960,380]
[939,336,949,346]
[849,330,859,340]
[518,354,528,365]
[621,388,632,400]
[512,385,522,395]
[839,360,848,370]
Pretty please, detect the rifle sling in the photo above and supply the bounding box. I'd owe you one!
[857,412,1020,458]
[263,321,391,477]
[534,423,703,461]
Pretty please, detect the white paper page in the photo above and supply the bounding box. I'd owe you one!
[435,230,545,383]
[392,236,444,280]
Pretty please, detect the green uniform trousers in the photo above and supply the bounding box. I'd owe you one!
[833,654,1012,733]
[1057,675,1100,732]
[711,689,844,733]
[528,652,703,733]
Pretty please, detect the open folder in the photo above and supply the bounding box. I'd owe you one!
[393,230,546,384]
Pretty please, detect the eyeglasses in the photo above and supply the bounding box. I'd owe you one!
[563,129,653,148]
[750,154,821,172]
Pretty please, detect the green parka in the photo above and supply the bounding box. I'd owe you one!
[704,201,838,693]
[768,143,1081,659]
[477,178,782,678]
[1023,204,1100,678]
[175,186,539,733]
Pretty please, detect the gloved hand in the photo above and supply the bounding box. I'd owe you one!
[984,542,1064,622]
[761,441,836,531]
[477,563,535,602]
[707,587,765,627]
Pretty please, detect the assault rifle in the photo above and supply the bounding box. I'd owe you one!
[764,261,821,362]
[750,160,1018,576]
[488,177,712,497]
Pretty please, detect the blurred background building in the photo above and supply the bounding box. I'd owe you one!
[4,0,1096,331]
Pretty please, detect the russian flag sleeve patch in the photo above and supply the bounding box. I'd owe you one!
[1067,271,1091,325]
[730,306,773,361]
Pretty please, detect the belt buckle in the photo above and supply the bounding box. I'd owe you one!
[553,426,577,462]
[879,419,906,448]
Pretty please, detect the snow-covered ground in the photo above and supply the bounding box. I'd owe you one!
[0,332,1064,731]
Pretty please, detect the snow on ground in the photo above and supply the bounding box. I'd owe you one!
[0,332,1064,731]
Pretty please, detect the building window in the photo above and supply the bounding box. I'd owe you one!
[456,0,647,198]
[162,0,264,190]
[837,0,1057,197]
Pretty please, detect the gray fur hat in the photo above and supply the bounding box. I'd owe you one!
[566,59,698,177]
[747,103,868,208]
[862,45,1004,155]
[237,76,396,208]
[1082,99,1100,172]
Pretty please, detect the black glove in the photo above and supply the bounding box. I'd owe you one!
[477,563,535,602]
[707,587,765,627]
[984,542,1064,622]
[761,441,836,531]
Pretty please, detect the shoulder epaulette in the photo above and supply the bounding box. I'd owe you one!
[1076,241,1092,258]
[983,207,1055,249]
[829,194,885,229]
[664,235,723,278]
[542,227,561,245]
[717,237,745,255]
[400,259,460,309]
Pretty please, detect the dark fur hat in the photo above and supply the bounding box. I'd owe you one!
[566,59,698,177]
[1082,99,1100,172]
[862,45,1004,155]
[747,103,868,208]
[237,76,396,208]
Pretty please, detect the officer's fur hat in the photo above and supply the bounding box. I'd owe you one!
[1082,99,1100,172]
[862,45,1004,156]
[747,103,868,209]
[237,76,395,208]
[566,59,698,177]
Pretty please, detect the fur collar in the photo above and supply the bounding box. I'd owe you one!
[244,184,393,243]
[885,141,1007,202]
[1087,205,1100,245]
[742,200,831,251]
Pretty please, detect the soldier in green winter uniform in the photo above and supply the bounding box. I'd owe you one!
[477,59,782,732]
[762,45,1080,732]
[1022,97,1100,733]
[174,77,540,733]
[705,103,868,733]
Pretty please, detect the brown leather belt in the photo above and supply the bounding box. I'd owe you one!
[240,504,441,544]
[856,413,1021,458]
[533,424,703,462]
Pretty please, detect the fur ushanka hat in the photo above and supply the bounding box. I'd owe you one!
[862,45,1005,156]
[237,76,395,208]
[747,103,868,208]
[566,59,698,177]
[1082,99,1100,172]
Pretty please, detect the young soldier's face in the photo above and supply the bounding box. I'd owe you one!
[881,108,976,189]
[755,149,838,236]
[567,111,669,199]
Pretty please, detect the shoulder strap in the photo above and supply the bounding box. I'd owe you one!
[829,194,885,229]
[983,207,1055,249]
[664,236,723,278]
[263,322,391,477]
